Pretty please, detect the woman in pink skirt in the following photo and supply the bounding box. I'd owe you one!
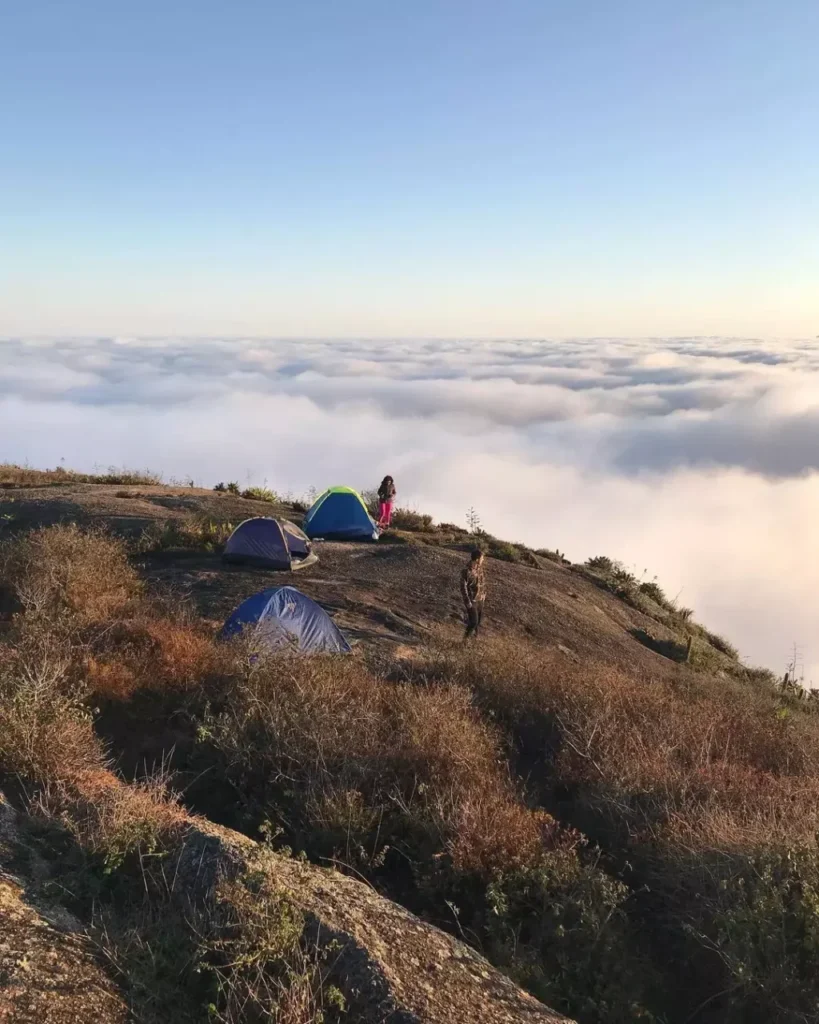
[377,475,396,529]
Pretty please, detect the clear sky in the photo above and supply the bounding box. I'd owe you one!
[2,0,817,337]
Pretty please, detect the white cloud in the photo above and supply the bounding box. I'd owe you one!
[1,334,818,681]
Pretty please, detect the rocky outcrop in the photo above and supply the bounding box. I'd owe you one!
[1,792,571,1024]
[175,814,571,1023]
[0,796,127,1024]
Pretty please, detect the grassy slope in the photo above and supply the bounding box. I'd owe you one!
[2,465,818,1024]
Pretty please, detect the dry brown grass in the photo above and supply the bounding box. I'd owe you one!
[415,637,819,855]
[0,463,162,487]
[0,645,185,871]
[209,653,570,880]
[86,617,224,699]
[2,523,141,624]
[138,515,235,553]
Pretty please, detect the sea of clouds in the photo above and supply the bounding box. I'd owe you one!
[2,335,818,681]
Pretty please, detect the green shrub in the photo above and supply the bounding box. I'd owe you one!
[638,580,668,606]
[489,541,521,563]
[242,486,278,503]
[390,508,434,532]
[691,845,819,1023]
[536,548,567,564]
[585,555,614,573]
[202,872,347,1024]
[484,857,656,1022]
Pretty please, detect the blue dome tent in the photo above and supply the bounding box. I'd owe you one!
[303,486,379,541]
[223,517,317,571]
[221,586,351,654]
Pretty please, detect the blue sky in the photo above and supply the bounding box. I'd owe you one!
[2,0,817,336]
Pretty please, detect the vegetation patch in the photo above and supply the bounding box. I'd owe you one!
[138,515,235,554]
[241,486,279,503]
[0,463,162,488]
[3,511,813,1024]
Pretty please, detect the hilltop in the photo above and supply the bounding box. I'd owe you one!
[1,464,818,1024]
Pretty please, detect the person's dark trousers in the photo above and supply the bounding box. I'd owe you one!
[464,600,484,639]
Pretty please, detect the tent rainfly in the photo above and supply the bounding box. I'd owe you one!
[222,517,317,570]
[221,586,351,654]
[303,486,379,541]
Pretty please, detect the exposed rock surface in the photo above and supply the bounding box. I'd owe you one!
[177,814,571,1023]
[0,793,570,1024]
[0,796,127,1024]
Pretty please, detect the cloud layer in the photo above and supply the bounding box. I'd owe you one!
[2,335,818,681]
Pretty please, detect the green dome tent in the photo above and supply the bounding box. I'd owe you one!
[303,486,379,541]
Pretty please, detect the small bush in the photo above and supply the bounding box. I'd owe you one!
[242,486,278,503]
[0,661,98,784]
[86,618,224,700]
[585,555,614,573]
[139,516,234,553]
[202,873,347,1024]
[484,856,652,1022]
[489,541,521,563]
[213,482,227,492]
[390,508,434,532]
[2,524,141,623]
[480,536,540,568]
[50,769,186,873]
[535,548,567,564]
[638,580,668,606]
[693,844,819,1023]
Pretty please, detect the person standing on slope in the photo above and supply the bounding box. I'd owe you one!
[377,475,396,529]
[461,548,486,640]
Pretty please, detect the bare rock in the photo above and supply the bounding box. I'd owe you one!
[0,797,127,1024]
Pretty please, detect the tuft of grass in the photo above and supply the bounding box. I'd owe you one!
[202,873,348,1024]
[535,547,568,564]
[702,629,739,659]
[1,523,141,624]
[85,617,224,700]
[479,534,540,568]
[241,486,278,503]
[139,515,234,553]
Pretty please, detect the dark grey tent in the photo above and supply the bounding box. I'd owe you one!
[222,517,317,571]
